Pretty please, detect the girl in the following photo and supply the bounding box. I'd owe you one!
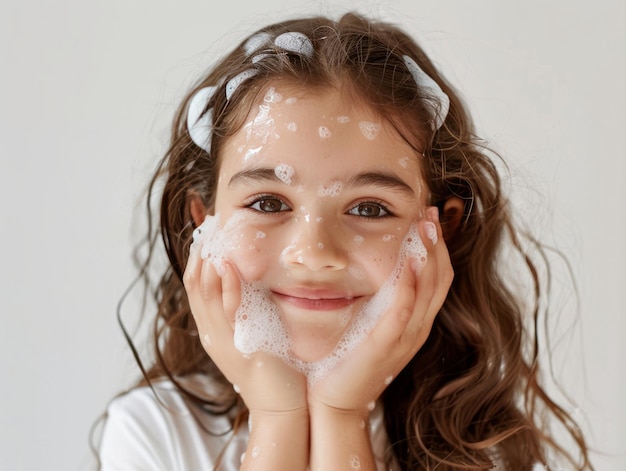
[98,11,593,470]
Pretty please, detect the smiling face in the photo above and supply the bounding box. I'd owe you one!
[212,82,427,362]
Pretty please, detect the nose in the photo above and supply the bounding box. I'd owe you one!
[280,217,348,271]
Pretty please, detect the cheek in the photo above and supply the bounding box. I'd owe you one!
[225,228,270,281]
[347,231,406,286]
[223,224,289,282]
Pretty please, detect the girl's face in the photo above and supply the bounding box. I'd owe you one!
[213,83,427,362]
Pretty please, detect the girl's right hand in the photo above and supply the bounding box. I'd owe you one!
[183,247,308,415]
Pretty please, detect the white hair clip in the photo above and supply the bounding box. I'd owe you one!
[187,86,217,154]
[243,32,272,55]
[403,55,450,130]
[225,69,259,100]
[274,32,314,57]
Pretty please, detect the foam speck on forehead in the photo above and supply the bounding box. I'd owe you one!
[263,87,283,104]
[336,115,351,123]
[318,180,342,197]
[318,126,332,139]
[274,163,294,184]
[358,121,381,140]
[243,146,263,162]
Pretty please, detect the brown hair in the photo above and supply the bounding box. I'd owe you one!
[121,11,592,470]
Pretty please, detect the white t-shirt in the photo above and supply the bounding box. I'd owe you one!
[99,375,397,470]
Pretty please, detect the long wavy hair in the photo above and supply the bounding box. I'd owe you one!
[113,11,592,470]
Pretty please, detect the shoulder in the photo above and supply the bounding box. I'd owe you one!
[99,376,247,471]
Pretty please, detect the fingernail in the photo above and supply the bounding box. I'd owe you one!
[215,260,227,277]
[410,255,427,274]
[428,206,439,223]
[424,221,438,245]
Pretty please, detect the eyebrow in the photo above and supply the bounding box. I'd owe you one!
[229,167,292,187]
[228,166,415,197]
[347,171,416,198]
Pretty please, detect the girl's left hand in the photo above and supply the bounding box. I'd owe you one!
[307,210,453,414]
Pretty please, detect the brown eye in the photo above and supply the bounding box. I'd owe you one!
[249,197,289,213]
[348,202,391,218]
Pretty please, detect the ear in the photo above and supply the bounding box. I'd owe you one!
[188,193,208,227]
[440,197,464,241]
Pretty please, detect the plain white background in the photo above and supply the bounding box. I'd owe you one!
[1,0,624,469]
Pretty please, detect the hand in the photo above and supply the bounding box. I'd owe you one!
[183,249,308,415]
[308,208,453,415]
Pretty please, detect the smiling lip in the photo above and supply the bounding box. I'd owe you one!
[271,288,361,311]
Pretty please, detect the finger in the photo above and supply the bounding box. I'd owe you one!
[183,242,203,293]
[369,258,418,346]
[406,214,453,338]
[221,261,241,327]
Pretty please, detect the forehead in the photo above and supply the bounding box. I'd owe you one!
[219,81,424,179]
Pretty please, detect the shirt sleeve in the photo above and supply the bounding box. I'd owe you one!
[99,388,177,471]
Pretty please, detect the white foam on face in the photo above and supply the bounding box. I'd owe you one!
[318,180,342,197]
[263,87,283,104]
[287,122,298,132]
[358,121,381,140]
[243,87,282,144]
[350,454,362,470]
[279,243,297,267]
[318,126,332,139]
[286,97,297,105]
[243,146,263,162]
[399,156,409,168]
[274,163,294,184]
[255,231,266,239]
[336,115,351,124]
[353,235,364,245]
[191,214,427,385]
[382,234,394,242]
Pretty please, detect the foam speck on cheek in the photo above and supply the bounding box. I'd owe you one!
[287,122,298,132]
[358,121,381,140]
[382,234,395,242]
[353,235,364,245]
[274,163,294,184]
[255,231,266,239]
[318,180,342,197]
[399,156,409,168]
[347,264,366,280]
[336,115,351,124]
[286,97,297,104]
